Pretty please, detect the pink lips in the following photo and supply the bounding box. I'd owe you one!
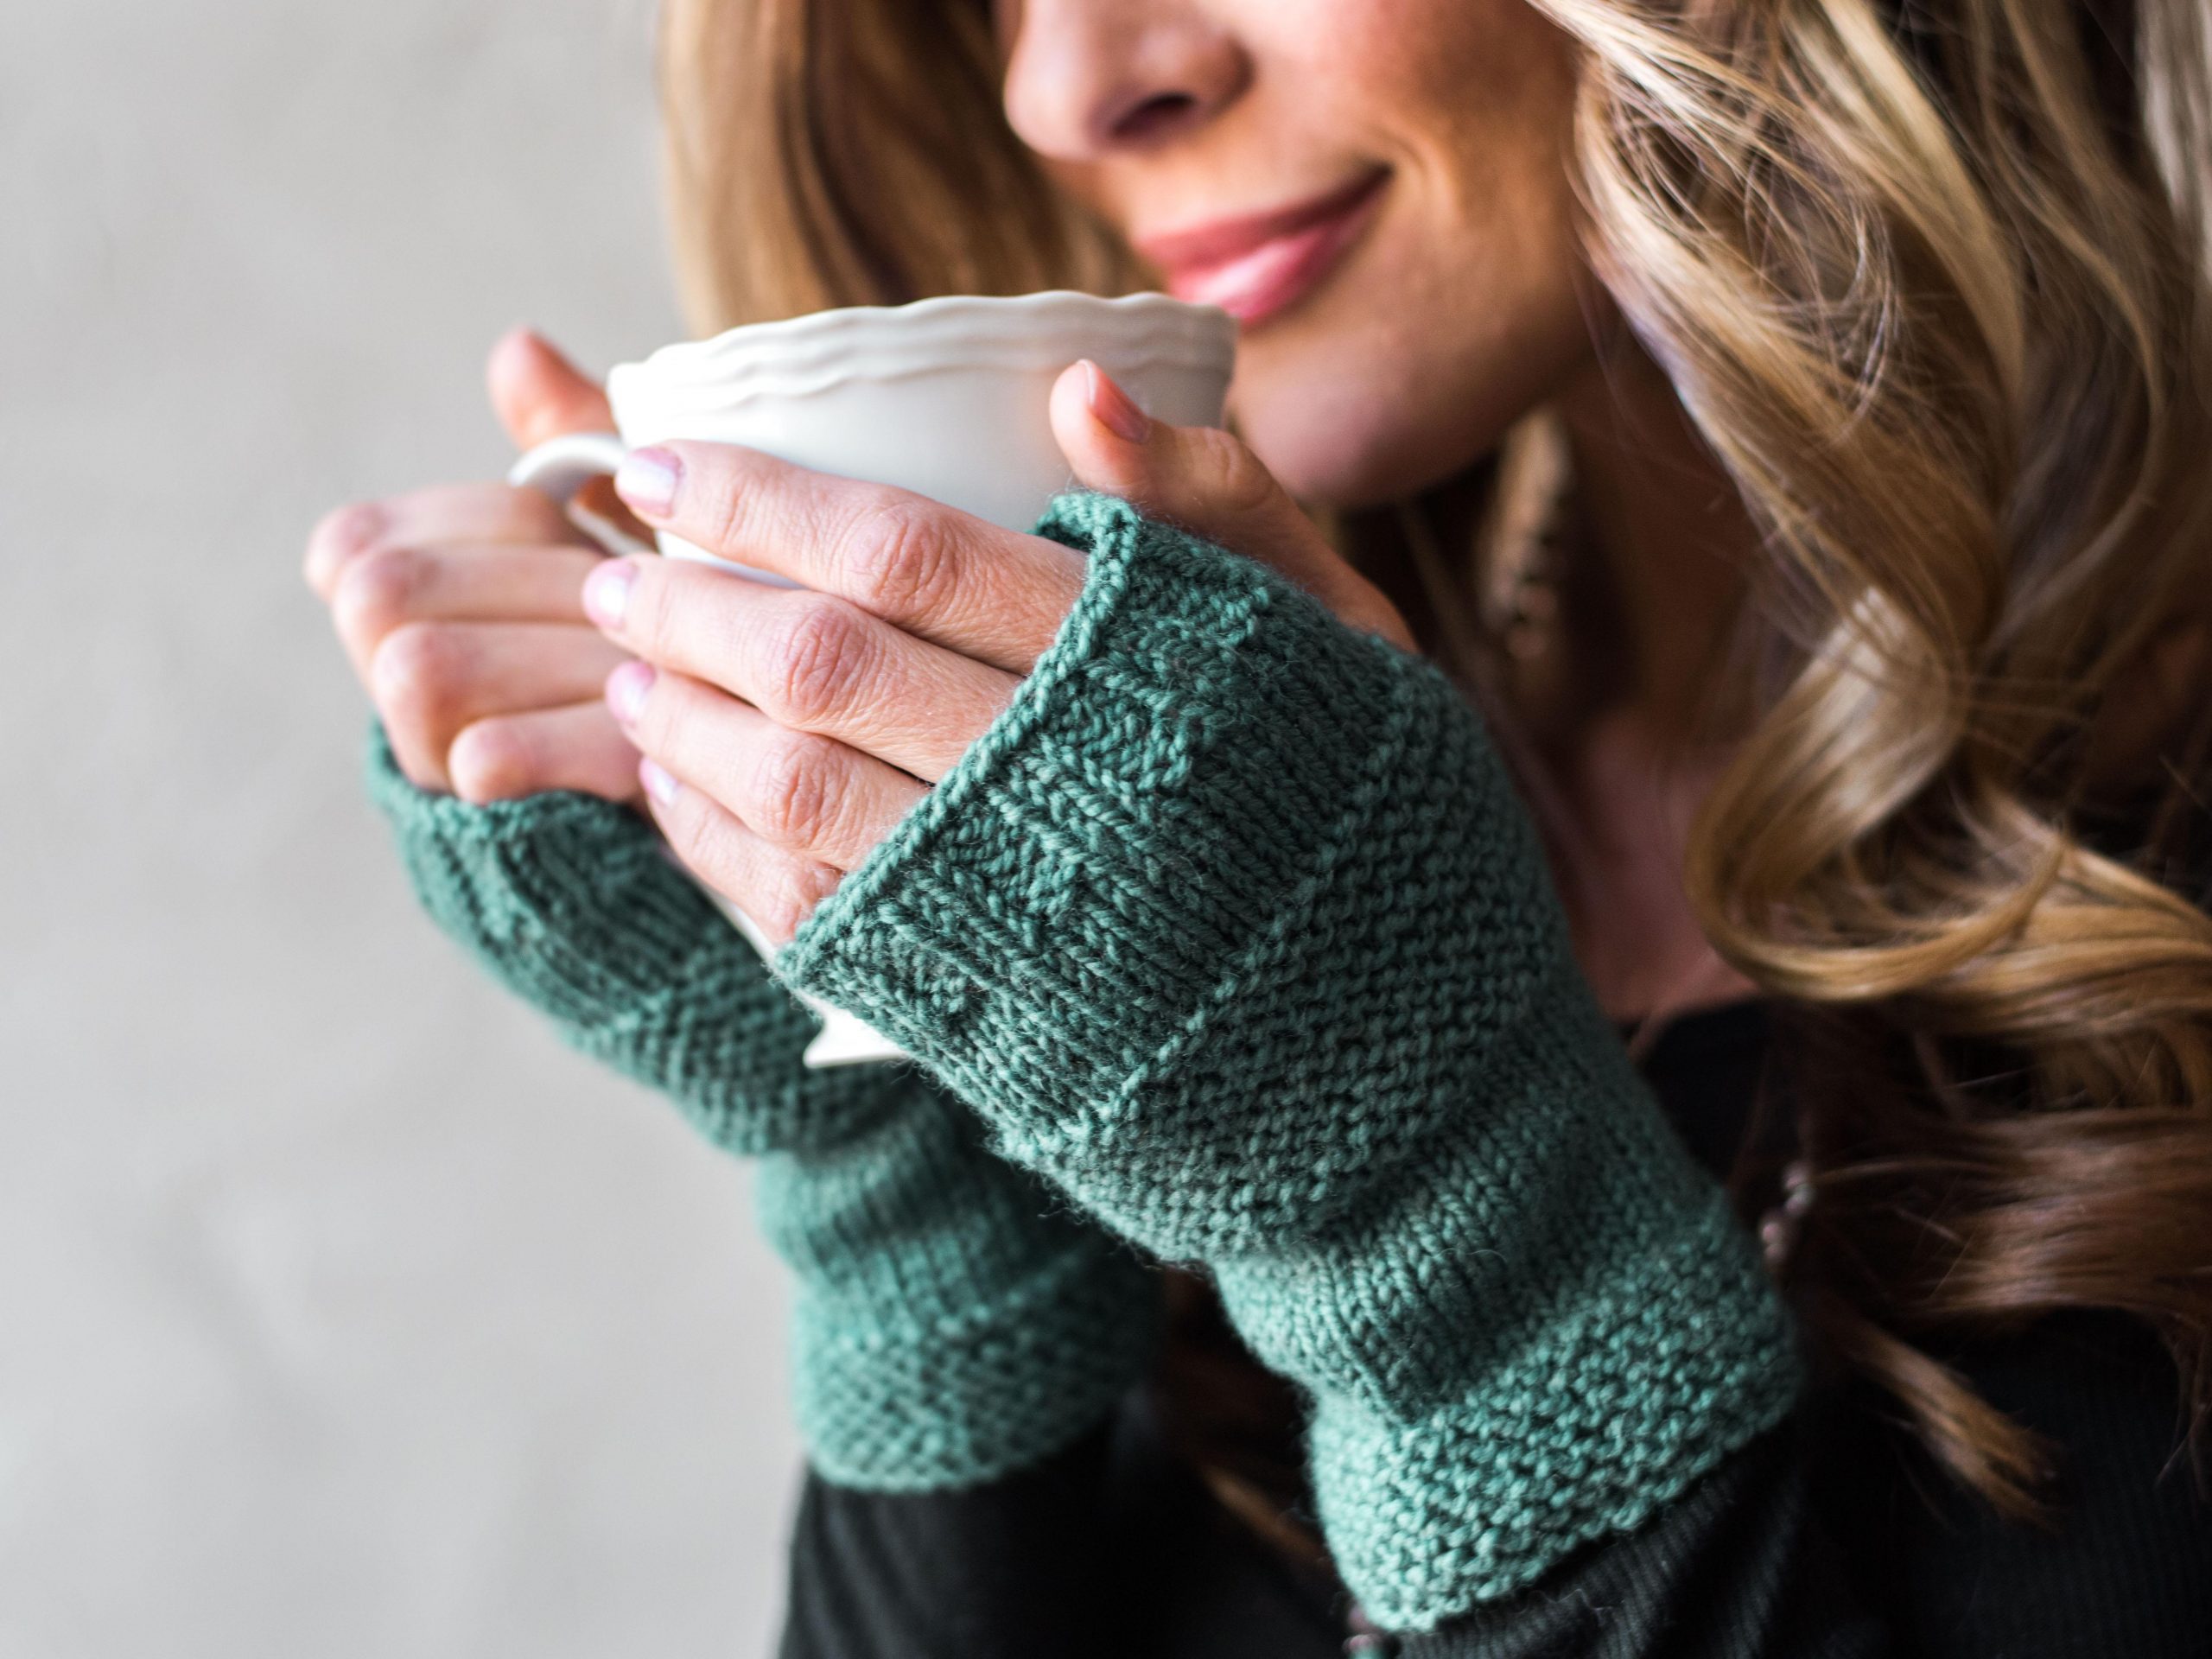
[1135,169,1389,328]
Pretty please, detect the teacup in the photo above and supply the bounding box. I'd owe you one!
[509,290,1238,1067]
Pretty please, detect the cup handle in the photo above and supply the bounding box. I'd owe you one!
[507,433,651,558]
[506,429,628,500]
[514,434,911,1070]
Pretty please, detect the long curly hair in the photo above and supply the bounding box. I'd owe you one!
[653,0,2212,1518]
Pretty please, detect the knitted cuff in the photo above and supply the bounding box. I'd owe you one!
[760,1077,1160,1490]
[777,490,1566,1240]
[1233,982,1800,1626]
[364,718,889,1154]
[775,493,1800,1624]
[774,493,1402,1179]
[365,720,1159,1489]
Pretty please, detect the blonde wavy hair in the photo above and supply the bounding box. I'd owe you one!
[655,0,2212,1516]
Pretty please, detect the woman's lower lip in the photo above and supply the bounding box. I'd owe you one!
[1162,176,1389,328]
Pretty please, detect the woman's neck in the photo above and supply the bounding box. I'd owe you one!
[1520,342,1768,1027]
[1549,342,1759,748]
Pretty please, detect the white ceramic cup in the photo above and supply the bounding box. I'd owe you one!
[509,289,1237,1068]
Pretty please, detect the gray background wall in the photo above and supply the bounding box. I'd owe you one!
[1,2,802,1653]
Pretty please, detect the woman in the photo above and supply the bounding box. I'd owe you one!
[303,0,2212,1652]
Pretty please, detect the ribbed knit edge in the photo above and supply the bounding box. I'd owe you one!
[760,1078,1163,1491]
[363,718,895,1155]
[363,716,726,972]
[1308,1205,1801,1628]
[1227,978,1804,1629]
[790,1231,1162,1492]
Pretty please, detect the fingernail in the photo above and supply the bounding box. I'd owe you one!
[640,757,681,806]
[1084,360,1151,444]
[614,446,682,517]
[605,659,655,725]
[582,559,638,629]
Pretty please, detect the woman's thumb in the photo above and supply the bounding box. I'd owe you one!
[1048,360,1414,651]
[486,326,615,451]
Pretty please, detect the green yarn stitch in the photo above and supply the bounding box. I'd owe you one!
[364,723,1159,1490]
[777,490,1802,1629]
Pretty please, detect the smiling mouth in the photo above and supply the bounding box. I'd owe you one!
[1138,168,1391,329]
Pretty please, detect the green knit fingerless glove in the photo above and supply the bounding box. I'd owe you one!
[363,724,1158,1489]
[774,492,1801,1627]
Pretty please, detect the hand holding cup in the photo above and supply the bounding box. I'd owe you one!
[585,356,1417,950]
[303,331,647,804]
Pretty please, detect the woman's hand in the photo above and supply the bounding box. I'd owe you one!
[304,329,644,804]
[582,359,1414,944]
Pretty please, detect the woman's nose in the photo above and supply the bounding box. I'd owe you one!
[1000,0,1249,162]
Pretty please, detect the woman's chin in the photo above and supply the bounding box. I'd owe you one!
[1239,399,1487,513]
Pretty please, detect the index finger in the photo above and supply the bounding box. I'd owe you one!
[304,482,585,601]
[611,441,1087,675]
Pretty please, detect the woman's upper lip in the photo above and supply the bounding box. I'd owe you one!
[1133,169,1389,278]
